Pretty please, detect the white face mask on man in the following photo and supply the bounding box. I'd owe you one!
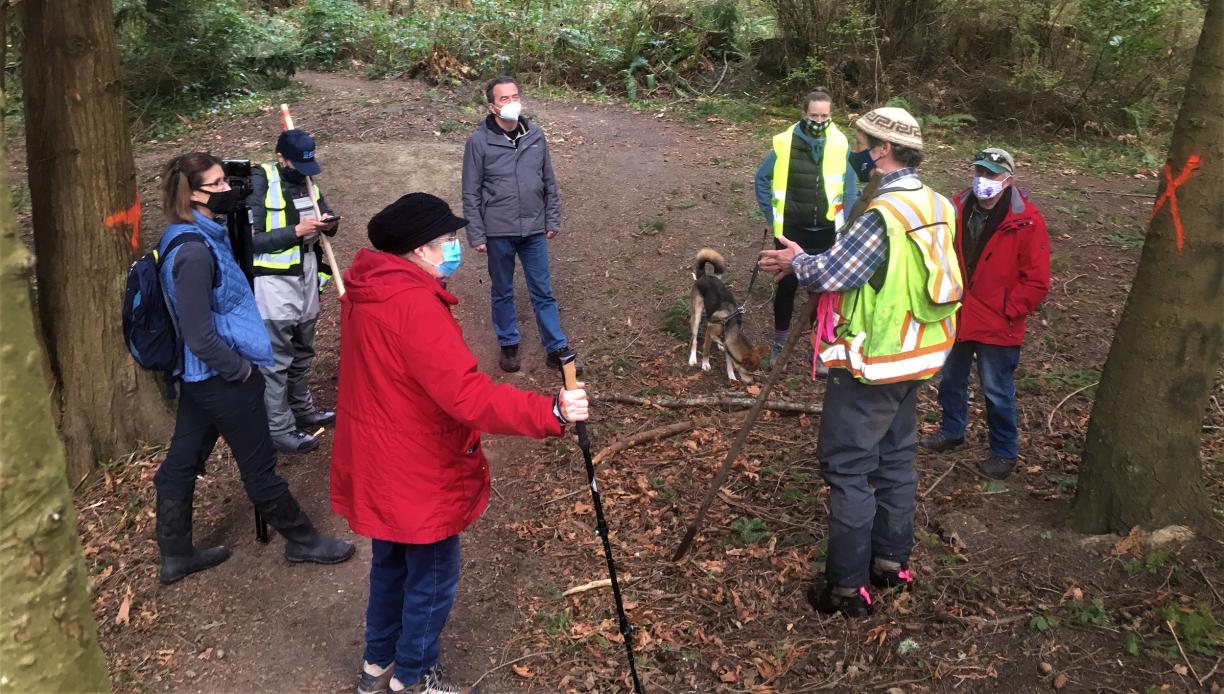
[497,101,522,122]
[972,175,1010,200]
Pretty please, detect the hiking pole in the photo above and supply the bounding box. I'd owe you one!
[560,352,645,694]
[673,296,817,562]
[280,103,346,296]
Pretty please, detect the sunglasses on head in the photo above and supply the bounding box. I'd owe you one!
[975,151,1007,163]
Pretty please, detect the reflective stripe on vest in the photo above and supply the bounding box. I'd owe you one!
[771,122,850,237]
[252,163,320,272]
[816,183,961,384]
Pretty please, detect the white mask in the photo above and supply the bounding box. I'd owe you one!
[972,175,1009,200]
[497,101,522,122]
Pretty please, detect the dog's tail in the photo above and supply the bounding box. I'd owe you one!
[694,248,726,279]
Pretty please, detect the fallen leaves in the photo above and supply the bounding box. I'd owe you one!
[1113,526,1143,557]
[114,584,133,627]
[511,663,535,679]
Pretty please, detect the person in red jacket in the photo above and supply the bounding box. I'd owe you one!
[920,148,1050,480]
[330,193,588,694]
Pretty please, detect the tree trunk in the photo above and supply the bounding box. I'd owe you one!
[0,91,112,694]
[20,0,170,483]
[1069,0,1222,533]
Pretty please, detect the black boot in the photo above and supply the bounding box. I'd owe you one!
[155,496,230,585]
[256,491,355,564]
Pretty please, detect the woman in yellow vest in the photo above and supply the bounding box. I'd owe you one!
[759,107,962,618]
[753,89,859,370]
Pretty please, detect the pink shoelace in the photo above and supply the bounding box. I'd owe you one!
[858,586,873,605]
[897,569,914,583]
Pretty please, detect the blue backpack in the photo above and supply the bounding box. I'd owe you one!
[122,233,216,393]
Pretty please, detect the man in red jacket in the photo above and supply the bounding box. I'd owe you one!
[920,148,1050,480]
[330,193,588,694]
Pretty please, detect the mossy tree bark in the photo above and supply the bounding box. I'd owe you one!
[0,92,111,693]
[1070,0,1223,533]
[20,0,170,483]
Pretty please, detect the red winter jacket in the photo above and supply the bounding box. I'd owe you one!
[330,249,562,544]
[952,186,1051,346]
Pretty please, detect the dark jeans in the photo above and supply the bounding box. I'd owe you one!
[817,369,920,588]
[363,536,462,685]
[936,341,1022,459]
[154,372,289,504]
[772,234,831,331]
[486,234,567,352]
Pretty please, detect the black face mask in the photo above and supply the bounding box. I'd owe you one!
[203,188,243,214]
[280,165,306,184]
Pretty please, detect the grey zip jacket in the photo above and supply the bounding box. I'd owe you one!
[461,116,561,247]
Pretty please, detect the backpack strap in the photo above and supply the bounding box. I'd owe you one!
[159,232,220,289]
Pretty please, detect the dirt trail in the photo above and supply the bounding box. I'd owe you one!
[68,71,1222,694]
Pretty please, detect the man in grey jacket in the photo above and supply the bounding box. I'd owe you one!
[462,76,572,373]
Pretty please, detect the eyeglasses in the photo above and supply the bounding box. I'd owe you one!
[431,234,459,245]
[198,178,228,191]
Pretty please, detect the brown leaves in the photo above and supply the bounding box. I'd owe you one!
[511,663,535,679]
[1113,526,1143,557]
[114,584,133,627]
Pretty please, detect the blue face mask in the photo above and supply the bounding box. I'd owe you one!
[427,238,462,277]
[848,147,878,182]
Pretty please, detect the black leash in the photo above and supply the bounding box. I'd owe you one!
[731,226,773,318]
[560,352,644,693]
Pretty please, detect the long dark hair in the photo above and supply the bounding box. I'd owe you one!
[162,152,222,222]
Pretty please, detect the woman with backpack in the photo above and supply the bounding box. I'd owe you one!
[152,152,354,584]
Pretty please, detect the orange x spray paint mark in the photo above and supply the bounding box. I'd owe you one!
[106,192,141,251]
[1150,154,1201,253]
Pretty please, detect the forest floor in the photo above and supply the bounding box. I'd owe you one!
[12,70,1223,692]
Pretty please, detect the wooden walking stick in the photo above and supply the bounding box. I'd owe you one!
[672,171,884,562]
[280,103,346,296]
[672,298,816,561]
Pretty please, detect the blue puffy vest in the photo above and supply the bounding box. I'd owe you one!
[158,211,274,382]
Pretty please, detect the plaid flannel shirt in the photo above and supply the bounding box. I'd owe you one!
[791,168,920,292]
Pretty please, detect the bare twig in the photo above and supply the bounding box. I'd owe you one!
[1167,619,1205,687]
[591,418,699,467]
[1046,382,1099,435]
[471,651,553,688]
[596,393,823,415]
[919,461,959,499]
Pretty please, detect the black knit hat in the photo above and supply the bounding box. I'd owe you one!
[367,193,468,254]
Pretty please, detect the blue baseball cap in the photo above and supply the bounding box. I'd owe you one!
[276,129,322,176]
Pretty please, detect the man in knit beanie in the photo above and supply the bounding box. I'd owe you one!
[759,106,963,618]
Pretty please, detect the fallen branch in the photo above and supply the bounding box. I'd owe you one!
[591,419,697,467]
[562,576,630,597]
[596,393,823,415]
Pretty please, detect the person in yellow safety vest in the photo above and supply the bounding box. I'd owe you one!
[754,89,860,372]
[758,107,962,619]
[245,128,340,455]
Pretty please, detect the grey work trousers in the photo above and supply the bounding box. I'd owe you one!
[817,368,921,588]
[260,316,319,436]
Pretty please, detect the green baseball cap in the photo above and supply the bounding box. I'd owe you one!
[972,147,1015,175]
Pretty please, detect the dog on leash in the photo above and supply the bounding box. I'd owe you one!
[688,248,768,383]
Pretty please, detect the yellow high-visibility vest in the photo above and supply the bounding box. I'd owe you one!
[252,163,321,273]
[770,122,849,237]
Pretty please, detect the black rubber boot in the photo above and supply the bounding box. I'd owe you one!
[155,496,230,585]
[498,344,521,373]
[256,491,355,564]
